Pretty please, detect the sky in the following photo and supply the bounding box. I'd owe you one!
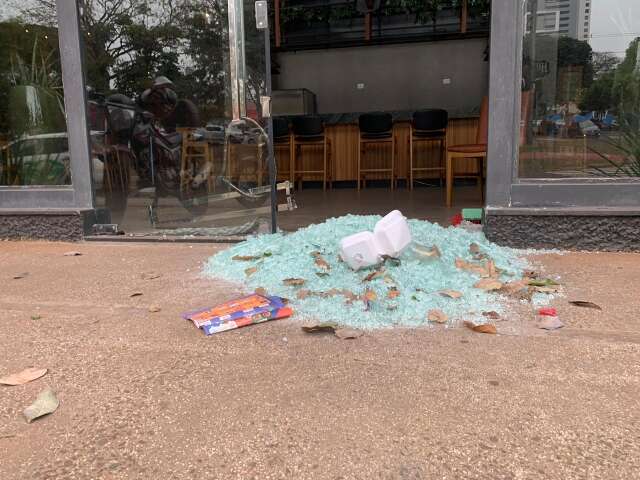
[589,0,640,56]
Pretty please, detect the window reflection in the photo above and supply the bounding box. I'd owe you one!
[0,3,70,186]
[520,0,640,178]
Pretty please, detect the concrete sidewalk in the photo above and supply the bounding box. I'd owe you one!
[1,242,639,479]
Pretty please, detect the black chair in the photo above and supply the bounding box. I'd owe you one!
[291,116,330,191]
[409,109,448,190]
[272,117,293,184]
[357,112,395,190]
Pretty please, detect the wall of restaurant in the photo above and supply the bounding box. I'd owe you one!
[273,37,490,114]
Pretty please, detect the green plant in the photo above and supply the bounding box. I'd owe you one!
[590,115,640,177]
[10,37,62,91]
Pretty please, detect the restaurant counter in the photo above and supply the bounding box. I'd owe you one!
[274,108,482,183]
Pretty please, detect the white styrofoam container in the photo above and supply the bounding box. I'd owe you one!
[339,231,382,271]
[373,210,412,258]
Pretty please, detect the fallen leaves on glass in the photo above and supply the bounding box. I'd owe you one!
[428,309,448,324]
[439,289,463,299]
[474,279,503,291]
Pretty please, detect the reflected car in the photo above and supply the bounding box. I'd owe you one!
[578,120,601,137]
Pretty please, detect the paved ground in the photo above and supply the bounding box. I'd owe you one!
[1,241,639,480]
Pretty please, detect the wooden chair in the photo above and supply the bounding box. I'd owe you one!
[291,116,330,191]
[178,128,214,193]
[446,96,488,207]
[357,113,395,190]
[409,109,448,190]
[272,117,294,183]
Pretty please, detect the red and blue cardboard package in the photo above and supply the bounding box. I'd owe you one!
[182,294,293,335]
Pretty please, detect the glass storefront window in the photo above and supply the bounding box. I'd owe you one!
[80,0,272,235]
[520,0,640,178]
[0,2,70,186]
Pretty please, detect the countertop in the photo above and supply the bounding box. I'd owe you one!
[274,108,481,125]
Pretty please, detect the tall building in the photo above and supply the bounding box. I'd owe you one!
[541,0,592,40]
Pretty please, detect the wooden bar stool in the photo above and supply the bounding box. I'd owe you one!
[446,97,488,207]
[178,128,214,193]
[272,117,294,183]
[291,116,330,191]
[409,109,448,190]
[357,113,395,190]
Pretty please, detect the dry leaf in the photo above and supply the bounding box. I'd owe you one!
[439,290,463,299]
[500,280,529,295]
[63,251,82,257]
[342,290,358,303]
[383,275,395,285]
[283,278,306,287]
[528,278,560,287]
[0,368,48,386]
[569,301,602,310]
[335,328,364,340]
[23,387,59,423]
[12,273,29,280]
[296,289,311,300]
[148,306,161,313]
[301,322,338,334]
[363,290,378,302]
[412,244,441,260]
[363,269,384,282]
[141,273,161,280]
[130,292,143,298]
[245,267,258,277]
[255,287,268,296]
[455,258,489,277]
[387,288,401,299]
[474,279,503,291]
[428,309,448,324]
[463,321,497,334]
[486,260,499,279]
[534,285,560,294]
[482,311,501,320]
[314,256,331,271]
[232,255,261,261]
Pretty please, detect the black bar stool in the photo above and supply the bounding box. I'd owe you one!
[291,116,330,191]
[357,112,395,190]
[272,117,293,184]
[409,109,448,190]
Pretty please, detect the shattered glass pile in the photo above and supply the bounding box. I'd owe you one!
[204,215,531,329]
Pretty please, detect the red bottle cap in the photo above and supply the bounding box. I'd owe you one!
[538,307,557,316]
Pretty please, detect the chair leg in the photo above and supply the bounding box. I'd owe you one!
[391,137,396,191]
[440,137,446,187]
[409,134,414,191]
[322,137,327,192]
[357,138,362,191]
[446,152,454,208]
[476,156,483,199]
[290,138,296,188]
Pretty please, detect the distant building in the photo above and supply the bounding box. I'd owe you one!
[540,0,592,40]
